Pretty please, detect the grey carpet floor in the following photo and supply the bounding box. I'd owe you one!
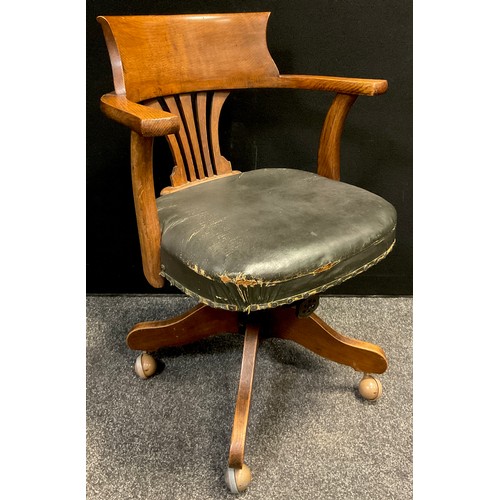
[87,295,412,500]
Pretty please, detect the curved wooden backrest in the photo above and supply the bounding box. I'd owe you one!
[97,13,280,102]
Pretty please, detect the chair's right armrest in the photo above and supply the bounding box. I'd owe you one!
[275,75,388,96]
[100,93,181,137]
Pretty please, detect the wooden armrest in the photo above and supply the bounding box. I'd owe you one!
[100,93,181,136]
[275,75,388,96]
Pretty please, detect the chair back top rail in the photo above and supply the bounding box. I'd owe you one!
[97,13,280,102]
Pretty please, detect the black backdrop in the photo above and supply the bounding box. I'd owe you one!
[87,0,412,296]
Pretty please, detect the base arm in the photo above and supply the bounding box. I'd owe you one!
[127,303,240,351]
[265,306,388,374]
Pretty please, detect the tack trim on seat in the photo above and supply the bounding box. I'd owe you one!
[160,239,395,312]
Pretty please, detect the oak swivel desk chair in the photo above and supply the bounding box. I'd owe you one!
[98,12,397,494]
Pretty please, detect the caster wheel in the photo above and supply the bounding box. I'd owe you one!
[225,463,252,494]
[134,352,157,379]
[358,374,382,401]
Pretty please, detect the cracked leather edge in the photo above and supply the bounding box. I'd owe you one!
[159,239,396,313]
[180,224,397,287]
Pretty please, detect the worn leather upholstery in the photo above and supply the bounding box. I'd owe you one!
[157,168,396,312]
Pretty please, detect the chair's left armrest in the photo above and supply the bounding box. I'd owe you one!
[100,93,181,136]
[100,92,175,288]
[275,75,388,96]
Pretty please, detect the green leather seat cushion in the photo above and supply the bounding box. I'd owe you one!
[157,168,396,312]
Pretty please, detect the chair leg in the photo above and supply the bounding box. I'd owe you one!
[127,303,240,351]
[225,322,260,494]
[266,305,388,375]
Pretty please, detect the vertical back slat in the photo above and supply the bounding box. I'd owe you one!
[143,98,188,186]
[196,92,214,177]
[179,94,206,179]
[167,134,188,186]
[164,96,197,181]
[210,91,232,174]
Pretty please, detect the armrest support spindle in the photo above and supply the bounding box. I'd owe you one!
[130,131,165,288]
[317,93,358,181]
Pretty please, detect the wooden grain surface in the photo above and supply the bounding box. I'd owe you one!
[127,303,239,351]
[228,322,260,469]
[267,306,388,374]
[130,131,165,288]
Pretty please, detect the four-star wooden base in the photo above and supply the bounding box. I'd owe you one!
[127,299,387,494]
